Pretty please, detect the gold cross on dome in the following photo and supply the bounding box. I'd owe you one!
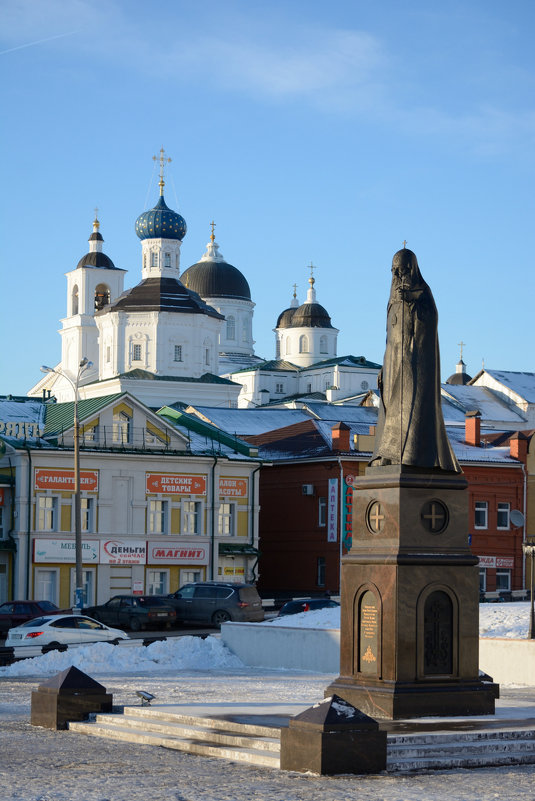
[93,207,100,230]
[292,282,298,298]
[153,146,172,195]
[210,220,216,242]
[458,340,466,360]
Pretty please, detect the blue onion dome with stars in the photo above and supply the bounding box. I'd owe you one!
[135,194,187,241]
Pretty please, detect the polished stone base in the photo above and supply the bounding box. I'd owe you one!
[325,678,498,720]
[31,666,112,730]
[279,695,387,775]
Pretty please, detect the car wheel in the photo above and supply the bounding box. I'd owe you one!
[47,641,63,651]
[129,617,142,632]
[212,609,231,626]
[111,638,121,646]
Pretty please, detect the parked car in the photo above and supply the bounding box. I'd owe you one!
[0,600,62,635]
[277,598,340,616]
[84,595,176,631]
[5,614,128,648]
[165,582,265,626]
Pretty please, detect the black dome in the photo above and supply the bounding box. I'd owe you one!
[181,260,251,301]
[290,302,333,328]
[276,307,297,328]
[446,370,472,385]
[76,251,118,270]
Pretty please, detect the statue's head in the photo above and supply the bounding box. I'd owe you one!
[391,248,423,285]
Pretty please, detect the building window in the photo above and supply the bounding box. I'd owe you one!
[218,503,235,536]
[497,502,510,530]
[37,496,58,531]
[174,345,182,362]
[242,320,248,342]
[227,316,236,340]
[318,497,327,527]
[113,410,132,444]
[72,285,79,315]
[151,251,158,267]
[106,346,111,363]
[320,335,328,354]
[182,501,202,535]
[496,569,511,591]
[148,500,168,534]
[307,383,312,393]
[317,556,326,587]
[205,348,210,366]
[479,569,486,592]
[132,343,142,361]
[275,383,284,394]
[474,501,488,529]
[164,252,171,267]
[299,335,309,353]
[286,338,291,355]
[94,284,110,311]
[147,570,169,595]
[81,497,94,533]
[276,340,280,358]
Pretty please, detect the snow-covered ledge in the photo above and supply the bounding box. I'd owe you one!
[222,623,535,685]
[221,622,340,673]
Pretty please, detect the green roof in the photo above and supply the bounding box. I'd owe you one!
[231,359,300,375]
[93,369,238,386]
[43,394,124,436]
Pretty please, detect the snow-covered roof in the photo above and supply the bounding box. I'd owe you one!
[185,406,313,436]
[446,427,518,464]
[441,384,527,424]
[0,396,47,445]
[476,370,535,404]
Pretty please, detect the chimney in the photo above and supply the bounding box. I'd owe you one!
[509,431,528,463]
[465,411,481,447]
[331,422,350,452]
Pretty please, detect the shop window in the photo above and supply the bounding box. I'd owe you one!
[113,410,132,444]
[317,556,326,587]
[148,500,168,534]
[147,570,169,595]
[496,569,511,591]
[318,497,327,527]
[174,344,182,362]
[474,501,488,529]
[37,496,58,531]
[218,503,235,536]
[182,501,202,535]
[81,497,94,533]
[497,502,510,530]
[227,316,236,340]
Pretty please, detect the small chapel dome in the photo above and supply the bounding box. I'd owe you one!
[135,194,187,242]
[291,301,333,328]
[446,359,472,385]
[76,214,118,270]
[181,227,251,301]
[276,307,297,328]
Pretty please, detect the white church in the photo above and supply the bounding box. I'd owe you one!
[29,151,380,407]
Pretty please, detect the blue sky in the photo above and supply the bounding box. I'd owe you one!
[2,0,534,395]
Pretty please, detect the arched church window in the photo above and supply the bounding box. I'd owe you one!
[94,284,110,311]
[276,340,280,359]
[242,319,248,343]
[72,285,79,316]
[143,253,147,268]
[151,251,158,268]
[299,335,309,353]
[320,335,328,354]
[286,338,291,355]
[227,316,236,340]
[164,252,171,267]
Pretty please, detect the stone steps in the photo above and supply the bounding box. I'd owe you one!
[387,728,535,772]
[68,708,281,768]
[68,707,535,773]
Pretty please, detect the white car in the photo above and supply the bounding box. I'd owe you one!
[5,614,128,648]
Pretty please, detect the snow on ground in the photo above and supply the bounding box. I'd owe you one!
[1,602,530,680]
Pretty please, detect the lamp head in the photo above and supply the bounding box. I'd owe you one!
[40,365,53,374]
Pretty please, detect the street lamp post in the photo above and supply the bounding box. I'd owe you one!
[41,358,92,610]
[522,540,535,640]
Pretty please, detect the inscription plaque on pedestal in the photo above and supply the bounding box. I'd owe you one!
[359,591,379,676]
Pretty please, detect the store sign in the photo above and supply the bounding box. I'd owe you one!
[35,468,99,492]
[0,420,42,439]
[478,556,515,569]
[147,542,208,564]
[146,473,207,495]
[133,581,144,595]
[219,478,248,497]
[345,474,356,487]
[342,483,353,551]
[34,538,99,564]
[327,478,338,543]
[100,539,146,565]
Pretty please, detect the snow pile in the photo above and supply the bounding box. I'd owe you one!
[266,607,340,629]
[0,635,243,678]
[479,602,531,639]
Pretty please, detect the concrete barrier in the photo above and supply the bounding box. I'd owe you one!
[221,622,340,673]
[222,623,535,686]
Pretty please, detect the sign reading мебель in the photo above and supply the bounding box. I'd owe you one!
[148,543,208,564]
[34,539,100,563]
[35,468,99,492]
[100,539,147,564]
[146,473,207,495]
[327,478,338,542]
